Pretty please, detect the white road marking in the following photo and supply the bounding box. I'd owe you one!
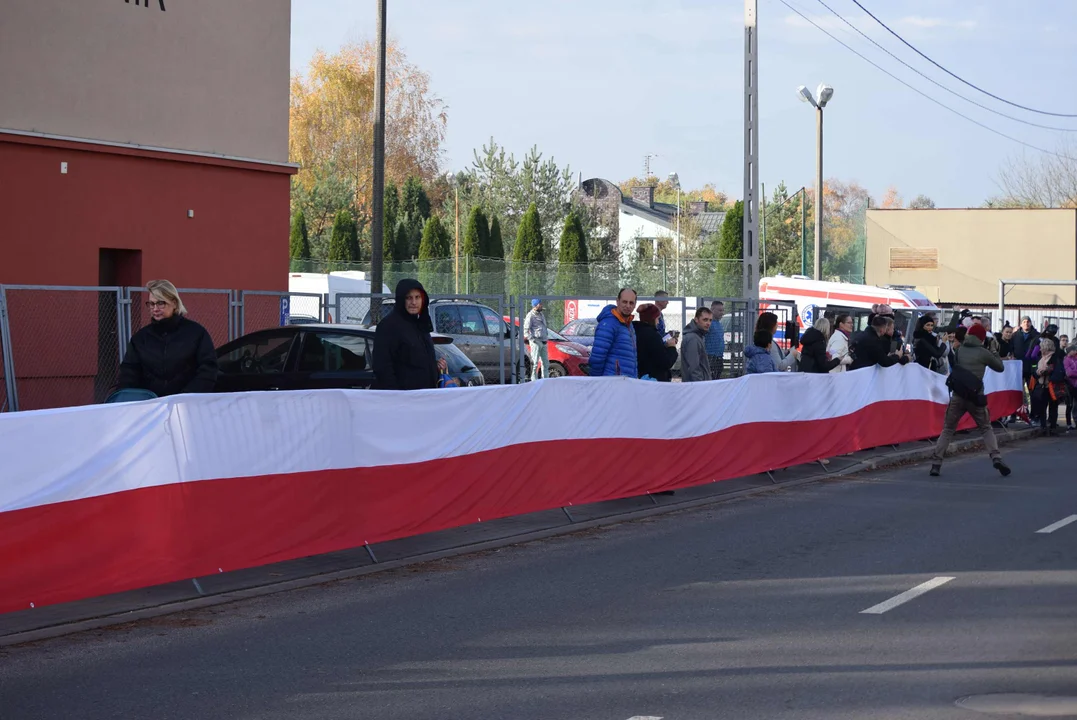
[1036,515,1077,534]
[626,717,663,720]
[860,576,955,614]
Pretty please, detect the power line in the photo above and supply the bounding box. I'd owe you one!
[849,0,1077,118]
[813,0,1077,132]
[774,0,1077,161]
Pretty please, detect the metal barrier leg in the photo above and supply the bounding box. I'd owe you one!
[0,286,19,412]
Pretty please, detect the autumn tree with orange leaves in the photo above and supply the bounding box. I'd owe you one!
[289,41,447,258]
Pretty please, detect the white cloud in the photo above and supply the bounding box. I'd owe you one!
[899,16,977,30]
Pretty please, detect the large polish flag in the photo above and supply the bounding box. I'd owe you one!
[0,362,1023,614]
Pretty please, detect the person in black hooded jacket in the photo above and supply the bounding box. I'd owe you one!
[799,317,847,373]
[118,279,218,397]
[912,314,947,371]
[373,278,445,390]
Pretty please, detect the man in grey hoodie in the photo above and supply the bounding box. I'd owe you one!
[930,323,1011,477]
[681,307,713,382]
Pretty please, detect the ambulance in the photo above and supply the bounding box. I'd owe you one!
[760,275,944,341]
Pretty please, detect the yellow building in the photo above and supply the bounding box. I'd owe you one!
[865,208,1077,306]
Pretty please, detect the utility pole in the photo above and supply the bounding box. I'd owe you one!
[370,0,387,296]
[742,0,760,305]
[801,190,807,276]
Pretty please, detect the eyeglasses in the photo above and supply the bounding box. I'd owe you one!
[146,300,169,309]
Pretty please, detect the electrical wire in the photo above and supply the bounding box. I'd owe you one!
[813,0,1077,132]
[775,0,1077,161]
[849,0,1077,118]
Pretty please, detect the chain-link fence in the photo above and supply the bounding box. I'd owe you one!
[289,257,745,299]
[1,286,124,411]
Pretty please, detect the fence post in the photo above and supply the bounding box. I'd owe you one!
[508,295,516,384]
[114,289,127,362]
[498,295,506,386]
[0,286,19,412]
[663,258,668,291]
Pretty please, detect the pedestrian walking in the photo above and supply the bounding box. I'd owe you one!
[929,324,1011,477]
[705,300,726,379]
[680,306,713,382]
[590,288,638,377]
[799,317,850,373]
[117,279,218,398]
[634,303,677,382]
[745,330,778,374]
[827,312,854,373]
[524,298,549,381]
[373,278,446,390]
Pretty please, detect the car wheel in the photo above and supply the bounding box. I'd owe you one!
[548,361,566,378]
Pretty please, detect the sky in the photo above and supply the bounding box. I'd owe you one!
[290,0,1077,208]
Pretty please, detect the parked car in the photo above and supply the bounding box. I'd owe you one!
[503,316,591,378]
[214,324,483,393]
[361,299,514,384]
[559,318,598,349]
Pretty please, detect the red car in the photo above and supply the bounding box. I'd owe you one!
[504,316,591,377]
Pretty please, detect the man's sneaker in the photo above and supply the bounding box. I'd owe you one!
[929,464,941,477]
[993,459,1012,477]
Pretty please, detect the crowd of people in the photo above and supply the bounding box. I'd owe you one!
[114,280,1076,454]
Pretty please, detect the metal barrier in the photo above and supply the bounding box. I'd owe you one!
[1,285,125,411]
[125,287,234,353]
[508,294,689,382]
[0,287,14,412]
[331,292,510,385]
[240,290,324,335]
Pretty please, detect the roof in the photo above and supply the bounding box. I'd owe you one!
[696,211,726,234]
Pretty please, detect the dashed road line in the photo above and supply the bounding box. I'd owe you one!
[860,576,955,615]
[1036,514,1077,534]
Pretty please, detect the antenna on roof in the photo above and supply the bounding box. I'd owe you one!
[643,153,658,178]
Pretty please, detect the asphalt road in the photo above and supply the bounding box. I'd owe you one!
[3,437,1076,720]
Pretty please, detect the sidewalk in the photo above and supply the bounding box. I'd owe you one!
[0,423,1042,645]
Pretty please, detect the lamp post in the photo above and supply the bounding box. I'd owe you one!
[668,172,680,295]
[797,83,833,281]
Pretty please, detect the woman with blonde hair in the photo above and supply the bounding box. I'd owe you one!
[117,280,218,398]
[799,316,851,373]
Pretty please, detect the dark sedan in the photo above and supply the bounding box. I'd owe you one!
[214,324,483,393]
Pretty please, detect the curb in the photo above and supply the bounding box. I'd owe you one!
[0,425,1040,647]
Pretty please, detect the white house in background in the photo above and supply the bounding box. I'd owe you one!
[577,178,726,267]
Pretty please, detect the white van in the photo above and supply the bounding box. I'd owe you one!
[288,271,392,324]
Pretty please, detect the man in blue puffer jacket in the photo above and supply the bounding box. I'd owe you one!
[590,288,638,377]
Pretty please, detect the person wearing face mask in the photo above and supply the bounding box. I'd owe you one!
[117,279,218,398]
[373,278,447,390]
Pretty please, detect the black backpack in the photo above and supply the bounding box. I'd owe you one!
[946,349,986,406]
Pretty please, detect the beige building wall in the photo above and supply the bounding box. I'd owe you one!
[0,0,290,164]
[866,208,1077,306]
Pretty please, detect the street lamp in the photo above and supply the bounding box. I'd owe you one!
[797,83,833,281]
[668,172,680,295]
